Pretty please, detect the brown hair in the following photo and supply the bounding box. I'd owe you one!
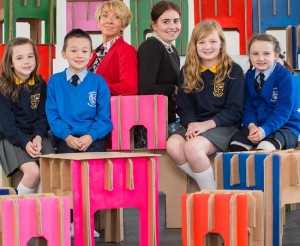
[151,0,181,27]
[0,37,42,102]
[183,19,233,93]
[247,33,295,74]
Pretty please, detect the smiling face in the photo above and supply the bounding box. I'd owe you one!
[196,30,222,68]
[61,37,92,74]
[11,43,36,81]
[98,7,124,43]
[151,9,181,43]
[249,40,279,71]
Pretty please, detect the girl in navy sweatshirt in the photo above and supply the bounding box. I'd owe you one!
[230,34,300,151]
[0,37,54,194]
[166,20,244,190]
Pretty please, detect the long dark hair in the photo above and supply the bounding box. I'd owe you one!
[0,37,42,102]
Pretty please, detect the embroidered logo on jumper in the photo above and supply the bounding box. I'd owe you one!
[30,93,40,109]
[88,91,97,107]
[213,82,225,97]
[271,87,279,102]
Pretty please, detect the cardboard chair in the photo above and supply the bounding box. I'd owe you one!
[182,190,264,246]
[193,0,253,54]
[40,152,160,246]
[155,149,188,229]
[214,152,284,246]
[66,1,101,33]
[0,193,70,246]
[0,0,56,44]
[110,95,168,150]
[39,156,123,243]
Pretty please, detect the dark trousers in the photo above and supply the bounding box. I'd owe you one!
[54,137,107,153]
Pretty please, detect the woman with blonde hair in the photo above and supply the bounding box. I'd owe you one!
[87,0,138,96]
[166,20,244,190]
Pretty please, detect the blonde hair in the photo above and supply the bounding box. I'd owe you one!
[183,19,233,93]
[95,0,132,29]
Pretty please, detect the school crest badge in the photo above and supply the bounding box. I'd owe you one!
[271,87,279,102]
[88,91,97,107]
[213,82,225,97]
[30,93,40,109]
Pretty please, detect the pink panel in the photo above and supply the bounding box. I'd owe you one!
[66,2,101,32]
[1,197,70,246]
[110,95,168,150]
[72,157,160,246]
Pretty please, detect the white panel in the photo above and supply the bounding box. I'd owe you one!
[224,30,240,56]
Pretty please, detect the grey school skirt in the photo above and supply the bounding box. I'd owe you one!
[174,126,239,152]
[0,136,55,176]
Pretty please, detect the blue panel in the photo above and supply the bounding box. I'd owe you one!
[272,154,281,246]
[220,152,281,246]
[295,71,300,101]
[222,152,268,191]
[252,0,300,67]
[0,189,10,195]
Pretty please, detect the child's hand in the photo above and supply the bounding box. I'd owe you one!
[248,123,263,143]
[66,135,81,150]
[185,120,215,140]
[78,135,93,152]
[25,141,41,158]
[32,135,42,152]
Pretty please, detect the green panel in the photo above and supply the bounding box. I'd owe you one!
[130,0,188,55]
[3,0,56,44]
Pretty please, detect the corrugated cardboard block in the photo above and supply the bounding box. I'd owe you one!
[0,0,56,43]
[155,149,188,228]
[182,190,263,246]
[214,151,300,246]
[193,0,253,54]
[0,193,70,246]
[215,152,280,246]
[110,95,168,150]
[66,1,100,32]
[40,154,120,242]
[41,152,160,246]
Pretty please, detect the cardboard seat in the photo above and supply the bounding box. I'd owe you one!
[215,150,300,246]
[0,193,70,246]
[40,152,160,246]
[0,0,56,44]
[110,95,168,150]
[66,1,100,33]
[182,190,263,246]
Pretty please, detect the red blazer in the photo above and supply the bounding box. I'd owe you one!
[87,36,138,96]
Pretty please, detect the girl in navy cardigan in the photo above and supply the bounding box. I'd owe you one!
[230,34,300,151]
[166,20,244,190]
[0,37,54,194]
